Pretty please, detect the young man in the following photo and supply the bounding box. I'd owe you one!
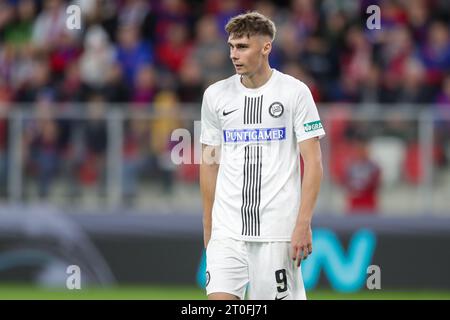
[200,11,325,300]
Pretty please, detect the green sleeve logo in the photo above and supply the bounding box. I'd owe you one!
[304,120,323,132]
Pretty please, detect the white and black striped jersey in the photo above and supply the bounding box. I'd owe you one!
[200,69,325,242]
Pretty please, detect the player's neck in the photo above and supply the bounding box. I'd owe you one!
[240,64,273,89]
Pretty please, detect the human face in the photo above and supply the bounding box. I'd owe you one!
[228,34,271,76]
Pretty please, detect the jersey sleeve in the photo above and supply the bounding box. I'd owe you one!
[200,88,222,146]
[293,82,326,142]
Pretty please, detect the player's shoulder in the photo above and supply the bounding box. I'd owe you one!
[275,70,310,93]
[204,74,238,97]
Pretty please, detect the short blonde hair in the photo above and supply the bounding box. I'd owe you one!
[225,11,276,41]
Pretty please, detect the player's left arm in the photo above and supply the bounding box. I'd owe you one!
[291,136,323,267]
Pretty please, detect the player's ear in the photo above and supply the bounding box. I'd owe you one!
[262,39,272,56]
[262,37,272,55]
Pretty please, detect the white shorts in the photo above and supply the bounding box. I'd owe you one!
[205,237,307,300]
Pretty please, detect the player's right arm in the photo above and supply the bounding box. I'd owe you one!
[200,145,220,248]
[199,87,222,249]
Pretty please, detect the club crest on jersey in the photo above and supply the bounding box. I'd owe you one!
[269,102,284,118]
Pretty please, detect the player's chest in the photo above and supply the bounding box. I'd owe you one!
[218,94,290,129]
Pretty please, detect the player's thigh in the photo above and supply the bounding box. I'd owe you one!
[247,242,306,300]
[205,238,249,300]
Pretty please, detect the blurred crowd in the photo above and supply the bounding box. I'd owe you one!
[0,0,449,207]
[1,0,449,105]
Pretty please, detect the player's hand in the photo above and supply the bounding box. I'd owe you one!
[291,221,313,267]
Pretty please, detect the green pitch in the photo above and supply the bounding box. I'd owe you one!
[0,285,450,300]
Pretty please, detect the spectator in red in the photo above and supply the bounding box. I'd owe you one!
[49,31,81,79]
[343,134,381,214]
[156,22,192,73]
[153,0,191,45]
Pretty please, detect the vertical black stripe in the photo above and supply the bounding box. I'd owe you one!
[253,97,258,123]
[255,147,260,236]
[245,147,251,236]
[243,96,246,124]
[247,96,251,124]
[240,95,264,236]
[253,97,257,124]
[248,146,255,235]
[256,96,260,125]
[242,147,249,235]
[255,97,258,125]
[243,95,264,125]
[244,96,247,124]
[245,147,252,235]
[255,146,261,236]
[259,95,263,123]
[240,145,263,236]
[252,147,259,236]
[256,147,262,236]
[248,98,251,124]
[252,146,257,236]
[249,96,253,124]
[250,148,257,236]
[241,147,248,235]
[248,97,251,125]
[249,96,251,124]
[245,146,251,235]
[247,97,250,125]
[253,97,259,123]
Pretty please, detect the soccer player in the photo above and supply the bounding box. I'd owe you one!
[200,11,325,300]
